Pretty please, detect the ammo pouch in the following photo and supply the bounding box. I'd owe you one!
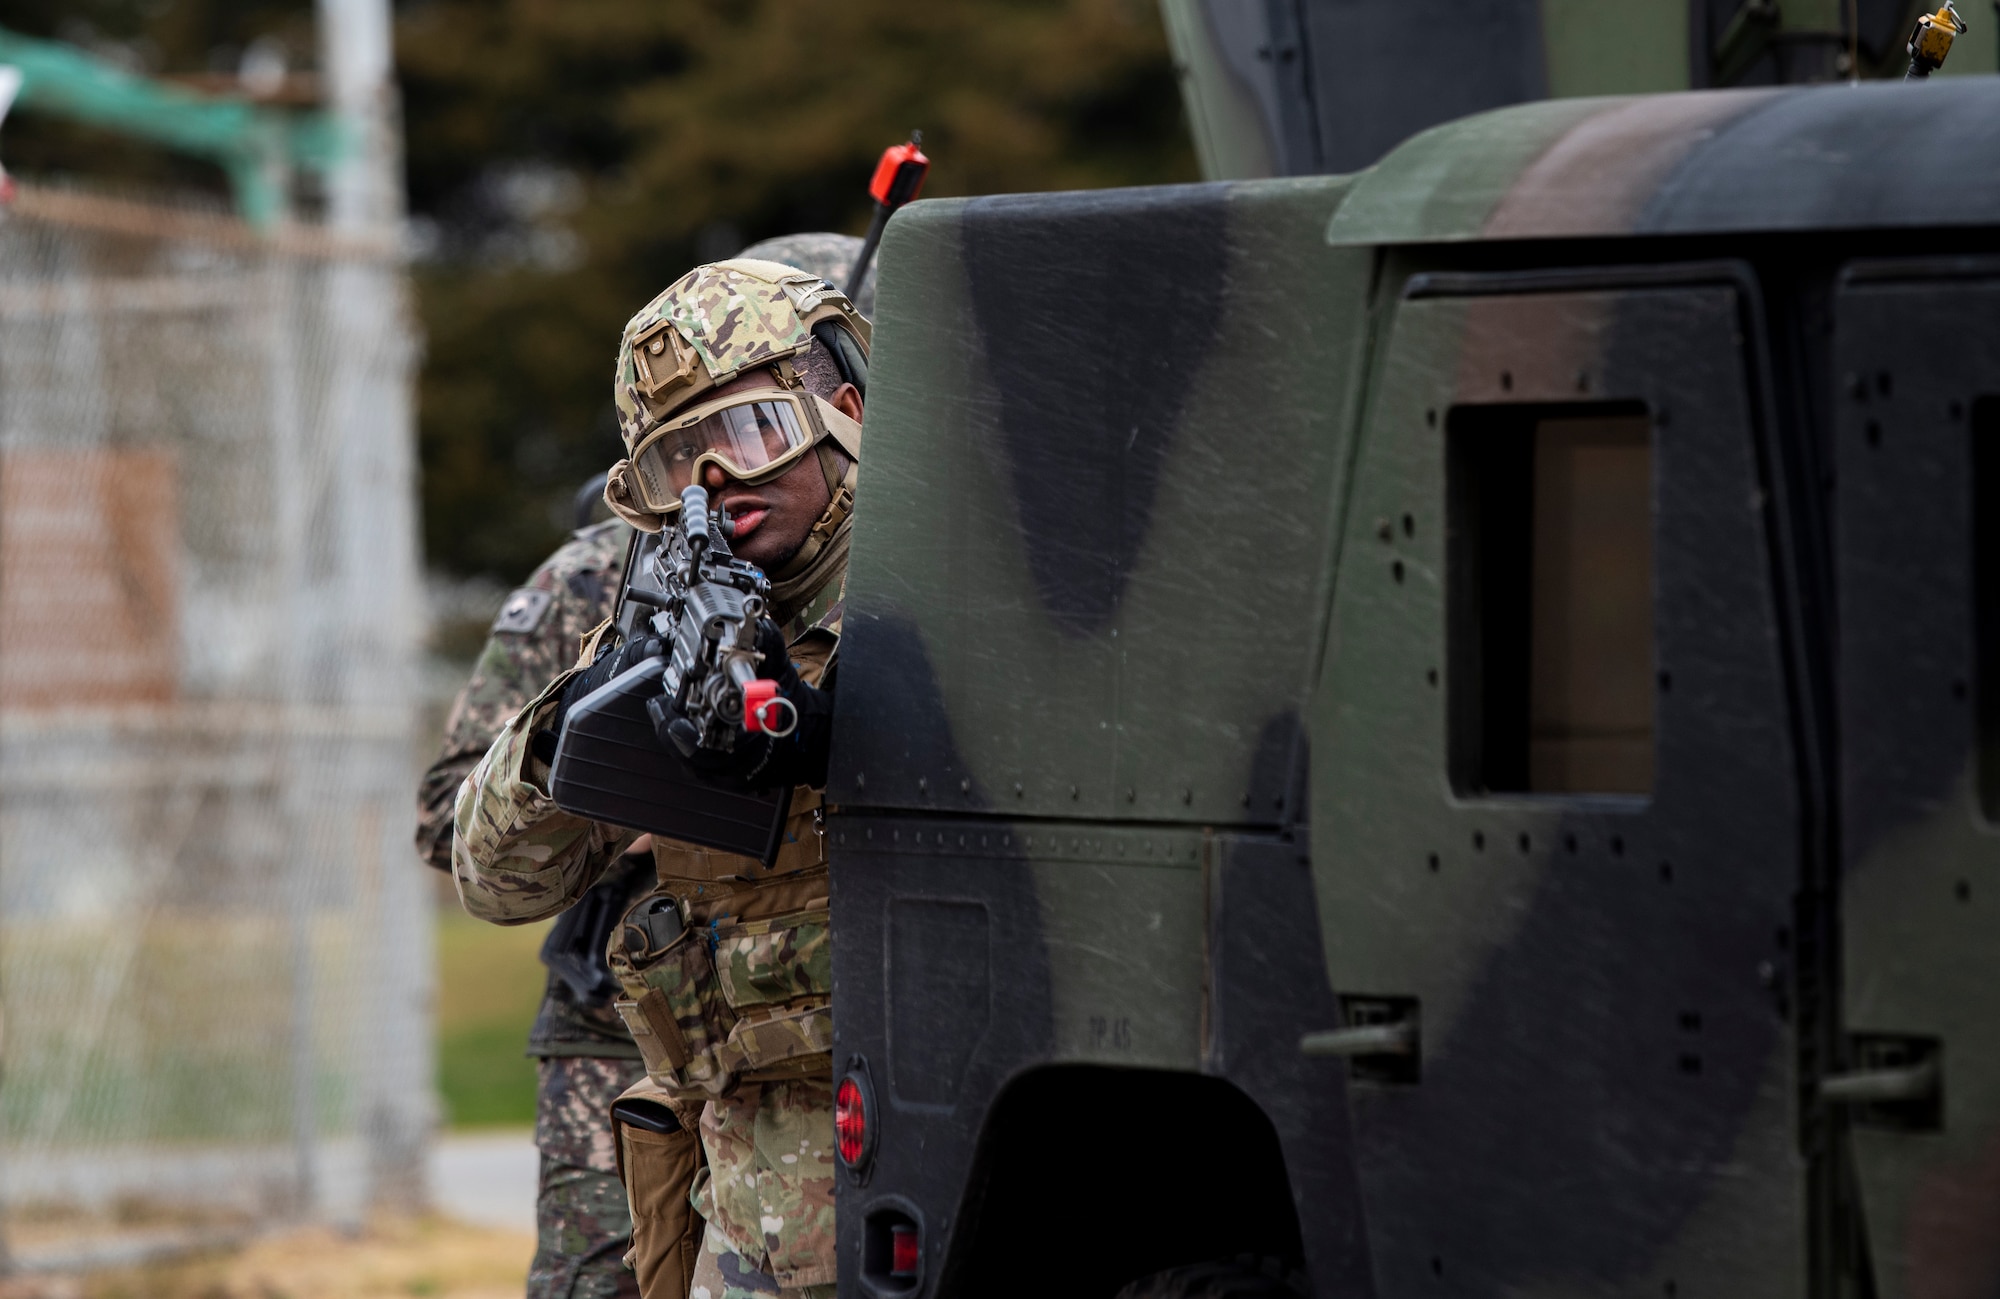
[609,890,833,1097]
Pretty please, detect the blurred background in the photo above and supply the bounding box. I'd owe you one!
[0,0,1194,1291]
[0,0,1985,1292]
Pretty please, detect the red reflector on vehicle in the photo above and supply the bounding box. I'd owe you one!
[835,1075,868,1166]
[890,1223,919,1278]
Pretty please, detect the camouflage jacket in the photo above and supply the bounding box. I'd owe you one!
[453,572,844,1290]
[417,518,644,1058]
[450,576,843,926]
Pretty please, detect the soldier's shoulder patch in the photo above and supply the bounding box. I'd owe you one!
[492,587,554,635]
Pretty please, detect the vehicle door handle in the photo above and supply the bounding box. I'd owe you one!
[1300,1021,1417,1057]
[1820,1057,1939,1105]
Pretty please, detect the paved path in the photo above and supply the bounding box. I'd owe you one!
[431,1128,539,1234]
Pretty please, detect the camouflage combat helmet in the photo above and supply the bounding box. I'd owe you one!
[736,232,876,317]
[603,258,871,592]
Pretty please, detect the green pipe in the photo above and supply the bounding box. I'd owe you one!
[0,25,346,228]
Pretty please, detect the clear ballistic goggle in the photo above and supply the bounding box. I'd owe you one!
[627,388,839,516]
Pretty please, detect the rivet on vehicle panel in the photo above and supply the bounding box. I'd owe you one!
[1126,788,1137,803]
[960,777,971,794]
[1401,513,1414,538]
[856,773,866,789]
[1563,834,1577,854]
[980,834,989,848]
[1846,373,1866,401]
[1426,668,1438,688]
[1377,519,1393,542]
[1425,408,1438,428]
[1391,560,1405,584]
[1070,785,1080,800]
[1472,831,1485,851]
[1610,836,1625,857]
[1865,420,1882,448]
[1575,370,1590,393]
[1658,670,1673,693]
[1956,879,1972,902]
[866,827,874,840]
[1181,788,1193,805]
[1517,833,1531,853]
[1660,861,1674,883]
[1426,853,1440,873]
[892,830,900,843]
[958,834,967,848]
[917,776,928,792]
[1757,961,1776,985]
[1499,371,1513,391]
[1013,781,1024,797]
[1876,371,1893,397]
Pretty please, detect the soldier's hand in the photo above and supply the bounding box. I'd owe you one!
[531,634,663,766]
[654,620,833,790]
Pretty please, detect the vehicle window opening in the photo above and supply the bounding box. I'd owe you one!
[1974,396,2000,823]
[1448,403,1655,796]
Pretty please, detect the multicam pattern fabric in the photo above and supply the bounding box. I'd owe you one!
[713,912,831,1009]
[528,1154,643,1299]
[456,574,849,1293]
[692,1080,837,1290]
[689,1223,837,1299]
[611,260,868,456]
[538,1055,647,1175]
[452,596,844,927]
[418,518,639,1057]
[734,233,873,317]
[417,519,629,875]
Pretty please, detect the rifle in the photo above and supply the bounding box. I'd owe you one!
[548,484,794,863]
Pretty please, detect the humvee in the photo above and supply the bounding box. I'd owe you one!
[823,78,2000,1298]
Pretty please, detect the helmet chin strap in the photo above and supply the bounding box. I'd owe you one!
[768,450,857,619]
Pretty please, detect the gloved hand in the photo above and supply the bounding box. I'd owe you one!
[531,633,664,767]
[653,618,834,791]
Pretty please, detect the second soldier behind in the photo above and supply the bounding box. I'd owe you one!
[419,235,870,1299]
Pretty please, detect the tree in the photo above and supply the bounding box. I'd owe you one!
[0,0,1197,580]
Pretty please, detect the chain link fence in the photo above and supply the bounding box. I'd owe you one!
[0,184,432,1270]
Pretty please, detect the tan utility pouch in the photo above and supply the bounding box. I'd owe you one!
[611,1078,703,1299]
[612,896,833,1096]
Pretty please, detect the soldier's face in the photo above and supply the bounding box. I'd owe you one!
[699,369,863,570]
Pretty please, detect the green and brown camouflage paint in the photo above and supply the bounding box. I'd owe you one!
[827,77,2000,1299]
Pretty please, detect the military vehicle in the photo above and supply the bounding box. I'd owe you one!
[1157,0,1996,179]
[822,76,2000,1299]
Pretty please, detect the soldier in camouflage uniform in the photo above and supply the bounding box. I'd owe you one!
[451,256,869,1299]
[417,516,650,1299]
[421,236,869,1299]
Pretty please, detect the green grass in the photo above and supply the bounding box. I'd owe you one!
[435,908,553,1129]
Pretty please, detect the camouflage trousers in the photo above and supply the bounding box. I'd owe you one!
[688,1223,837,1299]
[530,1056,648,1299]
[688,1078,837,1290]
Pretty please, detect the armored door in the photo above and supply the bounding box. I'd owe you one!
[1830,262,2000,1299]
[1310,270,1809,1296]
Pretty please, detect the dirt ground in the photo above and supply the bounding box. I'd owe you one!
[0,1216,536,1299]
